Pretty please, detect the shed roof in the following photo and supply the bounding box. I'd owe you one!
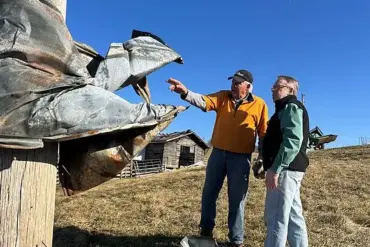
[152,129,210,149]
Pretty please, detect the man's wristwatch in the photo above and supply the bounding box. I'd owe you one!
[180,91,188,99]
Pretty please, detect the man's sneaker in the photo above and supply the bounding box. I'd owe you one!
[200,228,213,238]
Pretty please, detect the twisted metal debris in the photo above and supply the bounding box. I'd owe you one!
[0,0,186,194]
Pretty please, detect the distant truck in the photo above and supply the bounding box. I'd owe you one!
[308,126,337,150]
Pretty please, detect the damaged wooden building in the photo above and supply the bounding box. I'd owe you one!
[143,129,210,169]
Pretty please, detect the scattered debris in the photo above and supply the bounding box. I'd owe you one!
[180,236,219,247]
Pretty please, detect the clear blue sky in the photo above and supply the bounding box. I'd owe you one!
[66,0,370,148]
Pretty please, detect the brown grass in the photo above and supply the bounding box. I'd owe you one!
[53,145,370,247]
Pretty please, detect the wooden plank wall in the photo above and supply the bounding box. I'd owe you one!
[166,136,206,169]
[145,143,164,161]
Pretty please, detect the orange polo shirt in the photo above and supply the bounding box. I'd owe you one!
[203,90,268,154]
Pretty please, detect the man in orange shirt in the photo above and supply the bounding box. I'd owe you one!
[167,69,268,247]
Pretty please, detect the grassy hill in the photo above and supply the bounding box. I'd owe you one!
[53,145,370,247]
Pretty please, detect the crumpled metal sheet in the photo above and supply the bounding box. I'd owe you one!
[180,236,218,247]
[58,107,187,195]
[0,0,184,149]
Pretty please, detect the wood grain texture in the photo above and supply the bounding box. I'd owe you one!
[0,143,58,247]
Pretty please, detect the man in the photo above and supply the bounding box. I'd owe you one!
[262,75,310,247]
[166,69,268,247]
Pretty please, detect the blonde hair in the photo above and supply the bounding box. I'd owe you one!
[277,75,299,95]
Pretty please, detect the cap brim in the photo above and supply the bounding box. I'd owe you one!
[228,75,245,83]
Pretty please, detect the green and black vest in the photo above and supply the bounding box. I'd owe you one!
[262,95,310,172]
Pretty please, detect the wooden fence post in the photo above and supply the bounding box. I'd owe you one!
[0,143,58,247]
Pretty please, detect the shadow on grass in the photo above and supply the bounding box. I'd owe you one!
[53,226,183,247]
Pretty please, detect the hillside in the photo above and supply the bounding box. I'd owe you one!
[53,145,370,247]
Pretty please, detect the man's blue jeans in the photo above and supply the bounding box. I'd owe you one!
[200,147,251,244]
[264,169,308,247]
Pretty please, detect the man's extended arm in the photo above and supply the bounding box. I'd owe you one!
[167,78,222,112]
[180,90,207,111]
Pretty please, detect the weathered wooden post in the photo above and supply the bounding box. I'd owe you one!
[0,143,58,247]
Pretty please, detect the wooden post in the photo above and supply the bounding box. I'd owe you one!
[0,143,58,247]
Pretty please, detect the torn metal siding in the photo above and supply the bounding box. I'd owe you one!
[0,0,184,149]
[0,0,187,194]
[58,110,184,194]
[40,0,67,20]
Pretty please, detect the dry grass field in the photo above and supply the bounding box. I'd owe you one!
[53,145,370,247]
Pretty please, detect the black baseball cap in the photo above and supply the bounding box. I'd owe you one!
[228,69,253,84]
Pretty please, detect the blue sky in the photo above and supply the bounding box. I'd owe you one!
[66,0,370,148]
